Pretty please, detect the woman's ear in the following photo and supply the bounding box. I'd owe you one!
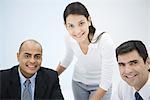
[146,57,150,64]
[88,16,91,26]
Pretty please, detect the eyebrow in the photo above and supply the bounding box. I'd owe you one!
[80,19,85,21]
[24,53,31,55]
[118,62,125,65]
[129,60,138,63]
[118,60,138,64]
[67,19,85,23]
[34,54,42,56]
[24,53,41,56]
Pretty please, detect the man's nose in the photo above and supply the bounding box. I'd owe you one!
[30,57,35,63]
[124,64,132,73]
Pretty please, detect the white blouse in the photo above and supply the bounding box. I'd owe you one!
[60,31,117,91]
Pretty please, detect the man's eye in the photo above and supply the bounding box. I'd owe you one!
[130,61,138,66]
[118,63,125,67]
[24,55,30,58]
[35,55,41,60]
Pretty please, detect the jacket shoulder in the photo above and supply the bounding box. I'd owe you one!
[38,67,58,78]
[0,66,18,76]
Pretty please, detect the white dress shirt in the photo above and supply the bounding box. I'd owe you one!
[60,31,117,91]
[111,74,150,100]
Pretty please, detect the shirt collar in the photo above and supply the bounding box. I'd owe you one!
[139,73,150,100]
[133,73,150,100]
[18,67,37,87]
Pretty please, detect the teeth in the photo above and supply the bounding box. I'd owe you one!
[127,76,134,78]
[28,65,35,68]
[76,35,82,38]
[126,75,136,78]
[76,33,84,38]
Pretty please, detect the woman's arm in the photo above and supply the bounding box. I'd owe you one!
[56,64,66,76]
[92,33,116,100]
[56,35,74,76]
[91,87,106,100]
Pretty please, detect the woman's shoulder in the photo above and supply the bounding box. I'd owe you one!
[94,31,115,50]
[93,31,112,43]
[97,31,111,38]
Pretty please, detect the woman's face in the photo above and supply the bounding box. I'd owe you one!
[65,14,91,43]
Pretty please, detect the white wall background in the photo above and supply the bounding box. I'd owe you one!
[0,0,149,100]
[148,0,150,52]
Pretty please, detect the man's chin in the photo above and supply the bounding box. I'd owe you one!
[126,80,136,87]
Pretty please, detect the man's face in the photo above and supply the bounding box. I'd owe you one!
[118,50,150,90]
[17,41,42,78]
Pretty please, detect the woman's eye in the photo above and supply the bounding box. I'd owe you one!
[67,24,74,28]
[80,22,84,26]
[81,22,84,24]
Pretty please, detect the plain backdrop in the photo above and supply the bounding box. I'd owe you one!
[0,0,149,100]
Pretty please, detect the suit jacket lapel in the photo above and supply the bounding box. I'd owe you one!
[34,68,48,99]
[9,66,21,99]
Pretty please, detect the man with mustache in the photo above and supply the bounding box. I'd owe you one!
[0,39,64,100]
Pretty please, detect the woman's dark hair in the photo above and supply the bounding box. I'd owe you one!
[63,2,96,43]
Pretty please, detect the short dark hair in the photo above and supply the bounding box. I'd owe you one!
[116,40,148,63]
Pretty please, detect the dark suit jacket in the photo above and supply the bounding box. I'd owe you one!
[0,65,64,100]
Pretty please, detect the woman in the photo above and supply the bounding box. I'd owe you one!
[56,2,116,100]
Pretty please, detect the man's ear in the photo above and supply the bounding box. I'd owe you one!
[146,57,150,71]
[17,52,19,62]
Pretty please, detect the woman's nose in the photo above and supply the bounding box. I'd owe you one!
[74,27,81,35]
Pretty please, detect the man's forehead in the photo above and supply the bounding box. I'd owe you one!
[19,39,42,52]
[118,51,141,62]
[21,41,41,50]
[23,41,39,46]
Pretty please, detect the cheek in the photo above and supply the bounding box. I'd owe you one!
[67,30,74,36]
[119,68,126,77]
[18,58,25,64]
[38,61,42,64]
[119,67,124,74]
[85,24,89,30]
[37,59,42,64]
[135,64,145,72]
